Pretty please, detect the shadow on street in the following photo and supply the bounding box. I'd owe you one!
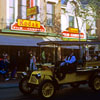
[10,85,100,100]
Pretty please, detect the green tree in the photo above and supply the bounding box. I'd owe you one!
[69,0,100,40]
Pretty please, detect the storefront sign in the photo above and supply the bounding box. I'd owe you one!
[61,31,84,40]
[11,20,46,32]
[18,19,40,28]
[27,6,38,16]
[68,28,79,33]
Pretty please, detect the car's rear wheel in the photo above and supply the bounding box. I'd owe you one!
[19,77,34,94]
[38,80,55,99]
[91,76,100,92]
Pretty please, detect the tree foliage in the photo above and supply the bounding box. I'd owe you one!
[69,0,100,31]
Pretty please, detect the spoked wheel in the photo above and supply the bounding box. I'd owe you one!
[91,76,100,92]
[70,83,80,88]
[19,77,34,94]
[38,80,55,99]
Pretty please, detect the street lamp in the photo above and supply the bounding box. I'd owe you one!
[70,0,80,41]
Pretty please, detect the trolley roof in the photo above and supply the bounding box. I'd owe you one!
[37,41,100,46]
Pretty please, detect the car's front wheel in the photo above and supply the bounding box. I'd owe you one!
[38,80,55,99]
[19,77,34,94]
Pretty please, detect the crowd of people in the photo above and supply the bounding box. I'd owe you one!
[0,50,37,81]
[85,51,100,61]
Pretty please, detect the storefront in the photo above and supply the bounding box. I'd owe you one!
[0,31,61,71]
[0,0,62,72]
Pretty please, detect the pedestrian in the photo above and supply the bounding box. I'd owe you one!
[30,52,37,71]
[10,67,17,79]
[3,52,10,81]
[25,50,32,71]
[0,56,10,81]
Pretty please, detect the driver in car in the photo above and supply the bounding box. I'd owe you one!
[57,50,77,80]
[60,50,76,67]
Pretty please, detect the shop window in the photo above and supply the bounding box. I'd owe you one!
[47,3,54,26]
[69,16,74,27]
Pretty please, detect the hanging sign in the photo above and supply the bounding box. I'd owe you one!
[11,19,46,32]
[27,6,38,16]
[68,28,79,33]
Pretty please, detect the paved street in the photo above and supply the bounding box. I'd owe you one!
[0,84,100,100]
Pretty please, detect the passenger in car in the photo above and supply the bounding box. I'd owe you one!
[93,52,98,61]
[60,50,77,73]
[60,50,76,67]
[57,50,77,80]
[86,51,92,61]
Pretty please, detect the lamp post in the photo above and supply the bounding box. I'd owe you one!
[70,0,80,42]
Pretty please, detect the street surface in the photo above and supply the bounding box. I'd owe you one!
[0,84,100,100]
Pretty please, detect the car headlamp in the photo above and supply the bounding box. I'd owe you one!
[36,73,41,78]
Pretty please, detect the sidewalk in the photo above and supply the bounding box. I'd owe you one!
[0,79,19,89]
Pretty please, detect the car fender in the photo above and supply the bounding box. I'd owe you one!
[41,75,59,89]
[49,76,59,90]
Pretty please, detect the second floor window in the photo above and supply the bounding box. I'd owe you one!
[69,16,74,27]
[9,0,15,23]
[47,3,54,26]
[18,0,37,20]
[18,0,26,19]
[21,0,27,19]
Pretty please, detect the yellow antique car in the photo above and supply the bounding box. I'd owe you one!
[19,41,100,99]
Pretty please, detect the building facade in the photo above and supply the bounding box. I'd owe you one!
[60,0,98,41]
[0,0,61,71]
[61,0,86,41]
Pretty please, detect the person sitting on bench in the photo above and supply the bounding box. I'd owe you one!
[60,50,76,68]
[57,50,76,80]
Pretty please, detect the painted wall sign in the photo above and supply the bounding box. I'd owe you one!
[18,19,40,28]
[11,20,46,32]
[62,31,84,39]
[27,6,38,16]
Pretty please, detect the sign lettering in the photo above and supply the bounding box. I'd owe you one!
[62,31,84,39]
[18,19,40,28]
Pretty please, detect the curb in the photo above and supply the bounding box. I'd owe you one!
[0,84,19,89]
